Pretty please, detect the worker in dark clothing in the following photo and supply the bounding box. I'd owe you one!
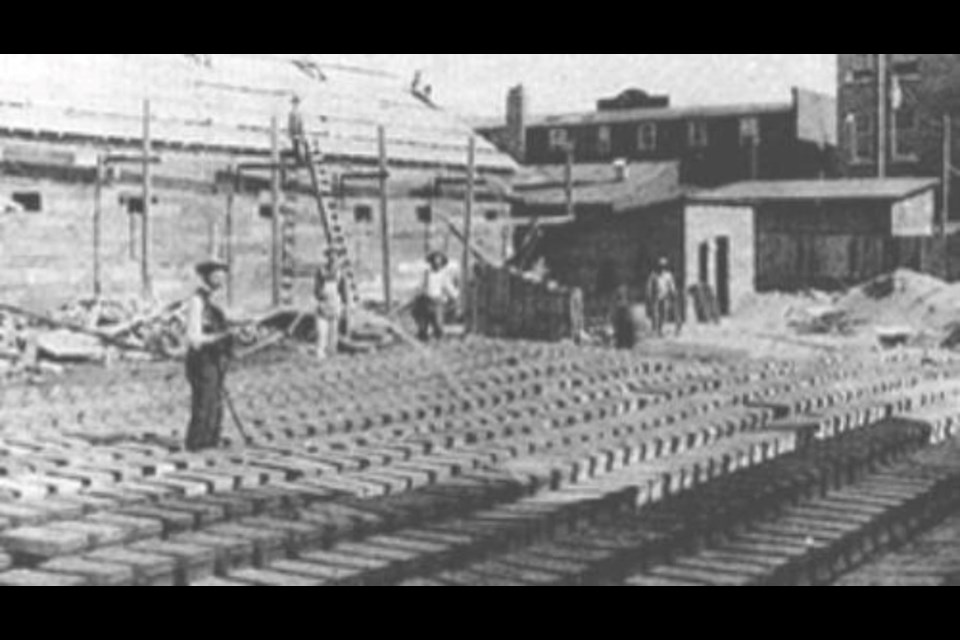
[288,94,307,163]
[184,260,233,452]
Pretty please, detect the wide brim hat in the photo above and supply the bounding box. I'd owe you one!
[196,259,230,277]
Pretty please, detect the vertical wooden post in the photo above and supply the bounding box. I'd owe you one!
[944,114,953,239]
[379,125,393,310]
[877,53,889,179]
[94,154,104,298]
[141,99,152,299]
[270,116,282,308]
[462,136,477,330]
[226,166,236,308]
[564,143,574,219]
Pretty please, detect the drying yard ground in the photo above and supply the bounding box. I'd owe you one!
[2,336,960,586]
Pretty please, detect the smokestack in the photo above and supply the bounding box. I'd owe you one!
[506,85,528,163]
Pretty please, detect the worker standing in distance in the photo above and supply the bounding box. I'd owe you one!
[288,94,307,163]
[647,257,680,338]
[184,260,233,452]
[414,251,458,342]
[314,260,345,360]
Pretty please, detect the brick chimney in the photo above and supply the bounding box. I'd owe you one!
[505,84,528,163]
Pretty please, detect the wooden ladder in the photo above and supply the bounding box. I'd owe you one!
[297,141,361,306]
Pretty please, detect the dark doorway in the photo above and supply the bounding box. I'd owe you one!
[699,242,710,284]
[715,237,731,316]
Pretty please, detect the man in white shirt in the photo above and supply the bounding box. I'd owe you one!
[414,251,458,342]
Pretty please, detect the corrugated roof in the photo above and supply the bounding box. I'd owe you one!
[690,178,940,205]
[515,162,684,212]
[527,102,794,129]
[0,54,515,172]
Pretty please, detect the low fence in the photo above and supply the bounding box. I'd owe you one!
[468,263,584,342]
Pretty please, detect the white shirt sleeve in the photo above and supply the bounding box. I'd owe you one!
[186,295,205,349]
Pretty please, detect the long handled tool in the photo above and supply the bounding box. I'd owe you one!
[222,384,255,446]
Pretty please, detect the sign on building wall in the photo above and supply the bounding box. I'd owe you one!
[892,190,936,237]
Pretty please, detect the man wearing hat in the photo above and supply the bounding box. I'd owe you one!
[646,257,680,338]
[414,251,459,342]
[184,259,233,452]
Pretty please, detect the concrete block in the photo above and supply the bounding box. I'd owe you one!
[129,540,217,586]
[0,526,91,561]
[42,557,136,586]
[0,569,89,587]
[85,548,177,586]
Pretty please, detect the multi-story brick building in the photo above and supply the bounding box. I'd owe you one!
[477,87,837,187]
[837,54,960,218]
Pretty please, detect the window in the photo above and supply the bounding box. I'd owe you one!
[739,117,760,146]
[637,123,658,152]
[893,108,919,160]
[688,121,709,149]
[548,128,570,151]
[847,113,876,163]
[892,54,921,78]
[847,54,877,83]
[416,205,433,224]
[354,205,373,224]
[11,192,42,213]
[484,210,500,222]
[596,126,612,157]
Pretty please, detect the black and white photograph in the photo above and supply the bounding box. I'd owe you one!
[0,53,958,587]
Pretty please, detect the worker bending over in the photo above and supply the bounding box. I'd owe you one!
[414,251,458,342]
[184,260,234,452]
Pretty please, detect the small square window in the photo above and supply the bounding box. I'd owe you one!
[637,123,658,152]
[11,191,42,213]
[484,210,500,222]
[416,205,433,224]
[354,205,374,224]
[688,121,709,149]
[549,128,570,151]
[596,126,612,156]
[740,117,760,146]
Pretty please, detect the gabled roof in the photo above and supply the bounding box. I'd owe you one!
[689,178,940,205]
[0,54,515,172]
[515,162,684,212]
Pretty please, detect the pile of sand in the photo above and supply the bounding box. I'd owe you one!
[734,270,960,348]
[837,270,960,338]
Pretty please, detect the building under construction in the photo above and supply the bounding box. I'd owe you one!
[0,54,517,312]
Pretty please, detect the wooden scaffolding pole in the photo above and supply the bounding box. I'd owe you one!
[141,99,153,299]
[93,154,104,298]
[379,125,393,310]
[270,116,282,307]
[944,113,953,238]
[225,165,236,307]
[462,135,477,330]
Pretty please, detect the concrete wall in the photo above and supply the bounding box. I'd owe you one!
[892,190,936,237]
[0,175,510,314]
[684,204,756,314]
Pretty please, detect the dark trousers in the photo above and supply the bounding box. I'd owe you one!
[414,295,445,341]
[650,297,678,336]
[185,350,225,452]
